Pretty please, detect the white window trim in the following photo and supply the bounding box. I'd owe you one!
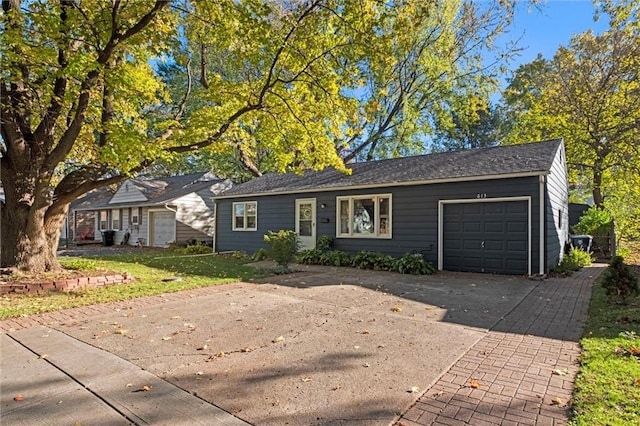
[232,201,258,231]
[335,194,392,239]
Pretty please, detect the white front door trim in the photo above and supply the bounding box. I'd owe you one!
[295,198,316,250]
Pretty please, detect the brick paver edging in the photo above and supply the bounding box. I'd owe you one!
[0,273,134,295]
[0,282,244,333]
[397,265,606,426]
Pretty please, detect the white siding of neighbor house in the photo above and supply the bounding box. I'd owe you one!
[109,180,147,204]
[545,143,570,269]
[173,191,216,244]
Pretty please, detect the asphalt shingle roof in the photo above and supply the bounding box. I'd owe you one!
[73,172,228,211]
[216,139,563,198]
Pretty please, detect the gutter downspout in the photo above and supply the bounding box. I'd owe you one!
[539,175,545,275]
[212,202,217,253]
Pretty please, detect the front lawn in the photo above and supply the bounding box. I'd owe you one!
[0,251,270,319]
[571,263,640,425]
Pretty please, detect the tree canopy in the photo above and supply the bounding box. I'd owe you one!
[500,0,640,240]
[1,0,521,272]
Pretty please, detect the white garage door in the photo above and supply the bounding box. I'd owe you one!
[151,211,176,247]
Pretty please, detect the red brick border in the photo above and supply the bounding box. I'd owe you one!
[0,273,134,295]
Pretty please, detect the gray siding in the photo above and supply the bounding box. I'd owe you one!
[545,144,569,271]
[216,175,543,272]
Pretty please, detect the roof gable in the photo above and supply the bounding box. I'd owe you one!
[109,179,148,204]
[74,172,229,210]
[217,139,563,198]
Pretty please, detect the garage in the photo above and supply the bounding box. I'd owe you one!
[149,210,176,247]
[442,199,529,275]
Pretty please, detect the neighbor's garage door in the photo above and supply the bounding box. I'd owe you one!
[150,211,176,247]
[443,201,528,274]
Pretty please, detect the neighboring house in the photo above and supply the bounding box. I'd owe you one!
[73,172,232,247]
[214,139,569,275]
[68,187,115,242]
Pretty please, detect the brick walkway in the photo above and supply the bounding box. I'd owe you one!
[396,265,605,426]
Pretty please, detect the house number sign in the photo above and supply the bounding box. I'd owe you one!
[476,193,487,199]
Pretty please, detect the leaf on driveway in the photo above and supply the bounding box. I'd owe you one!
[38,354,48,359]
[13,395,24,401]
[301,377,312,382]
[161,336,171,341]
[552,368,569,376]
[551,397,563,406]
[391,306,402,312]
[114,329,127,335]
[469,379,481,388]
[134,385,152,392]
[272,336,285,343]
[241,347,253,353]
[408,386,420,393]
[197,344,208,351]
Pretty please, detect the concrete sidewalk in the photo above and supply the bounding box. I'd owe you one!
[397,265,604,426]
[2,328,248,425]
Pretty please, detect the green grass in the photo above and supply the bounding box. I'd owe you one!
[0,252,271,319]
[571,265,640,425]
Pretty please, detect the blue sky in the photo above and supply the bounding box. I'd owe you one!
[505,1,608,72]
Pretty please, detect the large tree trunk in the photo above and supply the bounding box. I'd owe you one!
[0,166,65,273]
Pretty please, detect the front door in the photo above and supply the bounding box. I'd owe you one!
[295,198,316,250]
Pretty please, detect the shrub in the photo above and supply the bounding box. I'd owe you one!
[319,250,353,267]
[574,206,611,235]
[352,251,389,270]
[264,230,300,268]
[600,256,639,304]
[394,253,436,275]
[553,247,593,275]
[184,243,212,254]
[296,249,323,265]
[316,235,333,252]
[566,246,593,267]
[251,247,269,261]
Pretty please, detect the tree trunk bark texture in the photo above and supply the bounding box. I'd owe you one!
[1,166,65,273]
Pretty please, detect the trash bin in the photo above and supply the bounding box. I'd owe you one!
[571,234,593,252]
[102,230,116,247]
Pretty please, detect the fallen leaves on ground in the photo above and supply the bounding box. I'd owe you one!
[391,306,402,312]
[551,397,563,406]
[38,354,48,359]
[196,344,208,351]
[469,379,481,388]
[552,368,569,376]
[408,386,420,393]
[13,395,23,401]
[134,385,152,392]
[272,336,285,343]
[301,377,312,382]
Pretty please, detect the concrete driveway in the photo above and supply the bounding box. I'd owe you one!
[4,265,539,425]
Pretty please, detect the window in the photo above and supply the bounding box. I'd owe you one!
[336,194,391,238]
[111,209,122,230]
[130,207,140,225]
[99,210,109,230]
[232,201,257,231]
